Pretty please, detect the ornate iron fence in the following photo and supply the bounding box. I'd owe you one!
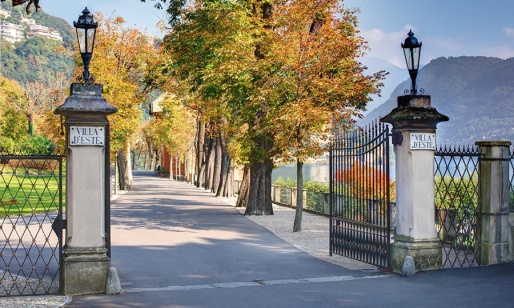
[509,146,514,213]
[434,145,481,268]
[329,121,391,268]
[0,153,64,296]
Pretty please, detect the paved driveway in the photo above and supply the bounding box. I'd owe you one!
[66,171,514,307]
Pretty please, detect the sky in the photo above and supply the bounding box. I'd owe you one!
[34,0,168,38]
[23,0,514,69]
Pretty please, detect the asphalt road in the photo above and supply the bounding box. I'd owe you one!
[66,171,514,307]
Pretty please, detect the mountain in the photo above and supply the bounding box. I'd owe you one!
[360,57,407,114]
[361,56,514,145]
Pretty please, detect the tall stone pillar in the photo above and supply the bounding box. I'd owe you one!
[475,141,512,264]
[381,95,448,275]
[55,83,117,295]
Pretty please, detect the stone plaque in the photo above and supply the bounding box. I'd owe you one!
[410,133,436,150]
[69,126,105,146]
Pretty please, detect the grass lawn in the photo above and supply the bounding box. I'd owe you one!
[0,164,65,217]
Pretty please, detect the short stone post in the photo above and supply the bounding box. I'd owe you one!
[381,95,448,275]
[55,83,118,295]
[475,141,512,264]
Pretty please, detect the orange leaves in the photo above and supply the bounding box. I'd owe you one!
[261,0,385,163]
[335,162,394,200]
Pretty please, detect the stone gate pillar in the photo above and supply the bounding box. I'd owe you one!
[475,141,512,265]
[55,83,118,295]
[381,95,448,275]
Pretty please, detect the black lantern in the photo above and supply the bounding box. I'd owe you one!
[401,30,422,95]
[74,7,98,83]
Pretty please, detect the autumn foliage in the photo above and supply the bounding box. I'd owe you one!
[335,162,395,201]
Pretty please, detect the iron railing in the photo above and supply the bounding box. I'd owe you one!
[270,186,330,215]
[434,145,481,268]
[0,153,64,296]
[509,146,514,213]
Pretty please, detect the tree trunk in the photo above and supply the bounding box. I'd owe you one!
[220,158,234,197]
[177,154,181,180]
[196,124,206,187]
[153,148,159,171]
[212,135,222,193]
[131,150,136,170]
[117,144,133,190]
[25,112,33,135]
[195,120,206,187]
[236,167,250,207]
[216,130,232,197]
[169,154,174,180]
[244,156,273,215]
[212,132,226,197]
[293,160,304,232]
[204,137,215,190]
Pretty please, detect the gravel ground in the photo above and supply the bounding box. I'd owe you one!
[0,295,69,308]
[232,200,378,271]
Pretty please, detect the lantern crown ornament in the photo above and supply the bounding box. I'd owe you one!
[74,7,98,83]
[401,30,423,95]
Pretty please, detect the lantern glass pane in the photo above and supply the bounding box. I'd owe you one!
[76,28,86,53]
[86,28,96,53]
[403,47,420,71]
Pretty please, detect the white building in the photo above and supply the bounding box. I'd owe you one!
[0,20,24,43]
[0,8,10,18]
[0,12,63,43]
[28,23,62,41]
[21,17,35,26]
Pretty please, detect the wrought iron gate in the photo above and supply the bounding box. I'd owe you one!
[434,146,481,268]
[329,121,391,268]
[0,153,64,296]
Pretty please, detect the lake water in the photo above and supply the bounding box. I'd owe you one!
[272,164,397,184]
[272,164,330,183]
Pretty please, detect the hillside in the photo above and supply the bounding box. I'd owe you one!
[0,2,74,85]
[1,1,75,46]
[361,56,514,145]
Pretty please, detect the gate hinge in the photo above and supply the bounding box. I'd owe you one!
[51,213,66,241]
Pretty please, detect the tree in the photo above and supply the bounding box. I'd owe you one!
[335,163,393,201]
[146,0,384,217]
[82,14,162,189]
[146,94,196,179]
[0,75,28,151]
[263,0,385,230]
[161,0,257,200]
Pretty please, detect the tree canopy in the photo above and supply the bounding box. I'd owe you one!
[155,0,385,215]
[81,14,163,188]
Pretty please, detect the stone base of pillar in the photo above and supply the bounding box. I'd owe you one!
[480,241,511,265]
[391,236,442,275]
[510,214,514,262]
[63,246,111,296]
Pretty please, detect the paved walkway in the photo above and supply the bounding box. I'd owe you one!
[54,172,514,306]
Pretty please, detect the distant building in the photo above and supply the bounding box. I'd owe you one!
[0,13,63,43]
[0,20,24,43]
[28,23,62,41]
[0,8,10,18]
[21,17,35,26]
